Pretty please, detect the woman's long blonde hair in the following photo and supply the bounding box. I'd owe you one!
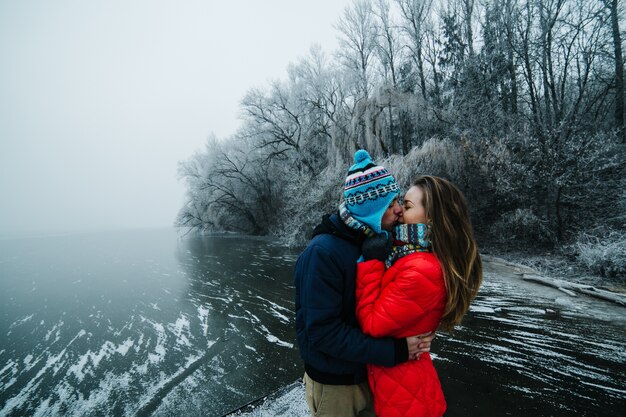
[413,175,483,332]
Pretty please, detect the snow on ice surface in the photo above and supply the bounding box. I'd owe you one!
[197,305,210,336]
[255,295,291,323]
[230,381,308,417]
[68,337,135,382]
[260,326,293,348]
[22,354,35,368]
[2,305,220,417]
[44,320,64,343]
[481,315,545,330]
[229,313,250,321]
[236,306,293,348]
[1,377,18,393]
[60,370,131,416]
[143,318,168,364]
[168,314,192,346]
[0,329,86,416]
[9,314,34,330]
[579,380,626,395]
[0,233,302,417]
[0,360,16,376]
[469,305,496,313]
[135,354,203,413]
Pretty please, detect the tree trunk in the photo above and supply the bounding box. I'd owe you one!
[555,186,563,242]
[417,45,427,100]
[505,0,518,114]
[464,0,475,56]
[610,0,625,143]
[540,4,553,129]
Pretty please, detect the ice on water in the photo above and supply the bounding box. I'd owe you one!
[1,231,624,417]
[0,231,302,416]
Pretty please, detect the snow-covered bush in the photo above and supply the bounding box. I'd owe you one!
[382,137,464,190]
[273,162,345,248]
[490,209,556,247]
[275,138,468,247]
[570,229,626,279]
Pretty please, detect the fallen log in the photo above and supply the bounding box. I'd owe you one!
[577,287,626,307]
[521,274,626,307]
[557,287,578,297]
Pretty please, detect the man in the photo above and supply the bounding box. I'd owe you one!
[294,150,434,417]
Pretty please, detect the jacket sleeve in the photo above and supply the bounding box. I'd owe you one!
[356,258,444,338]
[300,244,403,367]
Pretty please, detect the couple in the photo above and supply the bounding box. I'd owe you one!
[294,150,483,417]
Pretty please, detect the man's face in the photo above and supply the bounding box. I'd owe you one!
[381,198,402,231]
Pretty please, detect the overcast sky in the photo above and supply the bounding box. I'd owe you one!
[0,0,352,236]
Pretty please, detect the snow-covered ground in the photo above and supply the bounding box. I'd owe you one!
[226,381,307,417]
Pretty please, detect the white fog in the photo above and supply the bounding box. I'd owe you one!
[0,0,351,236]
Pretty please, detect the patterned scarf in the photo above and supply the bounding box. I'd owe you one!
[385,223,432,268]
[338,202,377,238]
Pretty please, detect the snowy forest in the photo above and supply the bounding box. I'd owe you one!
[177,0,626,280]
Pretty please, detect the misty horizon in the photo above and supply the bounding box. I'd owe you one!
[0,0,351,236]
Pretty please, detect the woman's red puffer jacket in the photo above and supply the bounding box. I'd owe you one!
[356,252,447,417]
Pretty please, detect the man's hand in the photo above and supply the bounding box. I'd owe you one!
[361,233,394,261]
[406,331,436,360]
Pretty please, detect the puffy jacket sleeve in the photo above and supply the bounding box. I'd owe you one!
[298,244,402,367]
[356,257,444,338]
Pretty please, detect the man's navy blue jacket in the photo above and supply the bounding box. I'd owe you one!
[294,213,407,385]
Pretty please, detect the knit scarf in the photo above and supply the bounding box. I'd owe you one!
[339,202,377,238]
[385,223,432,268]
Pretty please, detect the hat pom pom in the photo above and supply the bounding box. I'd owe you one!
[354,149,370,163]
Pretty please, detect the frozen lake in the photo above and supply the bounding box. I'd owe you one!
[1,229,625,416]
[0,229,302,416]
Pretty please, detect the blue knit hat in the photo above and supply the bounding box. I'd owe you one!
[343,150,400,233]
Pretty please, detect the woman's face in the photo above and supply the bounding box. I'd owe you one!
[400,185,428,225]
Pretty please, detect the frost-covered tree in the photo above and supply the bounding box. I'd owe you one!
[601,0,625,142]
[481,0,519,117]
[177,0,626,268]
[336,0,380,100]
[177,136,283,235]
[286,45,357,164]
[395,0,435,100]
[373,0,402,87]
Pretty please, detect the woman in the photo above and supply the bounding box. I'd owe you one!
[356,175,483,417]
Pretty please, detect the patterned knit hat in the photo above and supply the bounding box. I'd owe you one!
[343,150,400,234]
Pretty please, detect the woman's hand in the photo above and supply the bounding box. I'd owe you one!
[406,331,436,360]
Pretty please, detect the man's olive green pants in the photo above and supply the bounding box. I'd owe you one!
[304,372,376,417]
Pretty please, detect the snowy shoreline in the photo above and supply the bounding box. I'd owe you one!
[481,248,626,291]
[481,254,626,307]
